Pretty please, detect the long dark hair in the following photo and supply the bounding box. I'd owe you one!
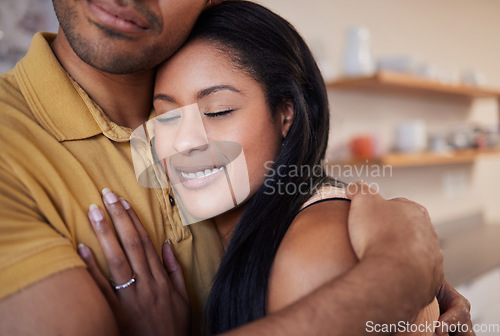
[188,2,332,333]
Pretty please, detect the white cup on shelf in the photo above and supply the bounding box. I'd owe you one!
[395,120,427,153]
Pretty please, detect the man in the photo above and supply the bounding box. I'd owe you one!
[0,0,471,335]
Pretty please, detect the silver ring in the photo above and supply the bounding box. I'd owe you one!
[112,274,136,290]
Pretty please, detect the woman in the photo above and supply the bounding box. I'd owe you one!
[80,1,439,335]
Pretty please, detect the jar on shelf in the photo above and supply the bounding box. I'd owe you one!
[341,26,375,77]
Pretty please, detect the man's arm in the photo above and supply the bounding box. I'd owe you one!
[225,254,432,336]
[223,182,443,336]
[0,267,119,335]
[0,160,118,335]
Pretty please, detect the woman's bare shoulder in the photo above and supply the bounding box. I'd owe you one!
[267,199,358,313]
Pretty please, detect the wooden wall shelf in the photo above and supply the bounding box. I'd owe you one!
[326,71,500,99]
[328,148,500,168]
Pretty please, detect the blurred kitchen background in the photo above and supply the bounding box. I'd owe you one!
[2,0,499,333]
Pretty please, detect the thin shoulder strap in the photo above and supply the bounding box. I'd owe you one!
[300,186,349,211]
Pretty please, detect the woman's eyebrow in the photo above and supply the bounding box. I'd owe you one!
[197,85,242,99]
[153,85,242,103]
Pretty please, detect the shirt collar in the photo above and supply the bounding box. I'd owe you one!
[14,32,135,142]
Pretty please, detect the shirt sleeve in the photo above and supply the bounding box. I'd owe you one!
[0,163,85,300]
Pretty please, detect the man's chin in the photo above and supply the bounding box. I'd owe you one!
[71,38,158,74]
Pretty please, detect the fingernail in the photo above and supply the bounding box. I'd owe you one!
[89,204,104,222]
[102,188,118,204]
[119,197,131,210]
[165,238,171,245]
[78,243,90,258]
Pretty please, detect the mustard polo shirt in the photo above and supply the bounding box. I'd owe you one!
[0,32,223,329]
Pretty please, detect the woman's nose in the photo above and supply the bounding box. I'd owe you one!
[173,108,209,154]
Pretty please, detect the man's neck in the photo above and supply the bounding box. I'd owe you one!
[51,29,154,129]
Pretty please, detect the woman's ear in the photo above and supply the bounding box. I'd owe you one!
[280,102,294,139]
[206,0,223,8]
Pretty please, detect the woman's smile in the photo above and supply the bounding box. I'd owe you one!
[175,165,225,190]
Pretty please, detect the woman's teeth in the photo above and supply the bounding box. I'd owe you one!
[180,167,223,179]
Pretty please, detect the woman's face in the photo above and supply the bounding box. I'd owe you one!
[152,40,292,223]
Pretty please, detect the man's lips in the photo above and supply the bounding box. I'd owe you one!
[88,0,150,31]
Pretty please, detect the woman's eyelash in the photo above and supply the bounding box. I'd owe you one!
[204,109,234,118]
[156,109,235,121]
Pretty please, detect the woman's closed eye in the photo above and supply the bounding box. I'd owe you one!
[204,108,236,118]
